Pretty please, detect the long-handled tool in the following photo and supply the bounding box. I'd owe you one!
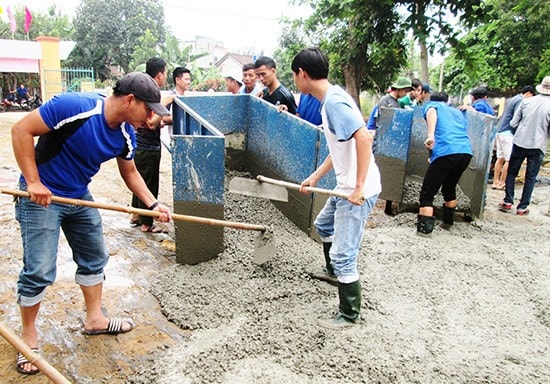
[0,321,72,383]
[229,175,365,203]
[1,189,274,265]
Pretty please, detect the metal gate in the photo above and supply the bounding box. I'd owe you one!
[43,67,95,101]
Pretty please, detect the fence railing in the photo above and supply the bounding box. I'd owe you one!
[43,67,95,100]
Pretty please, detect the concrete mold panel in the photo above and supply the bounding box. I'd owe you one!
[403,107,498,218]
[405,108,431,177]
[246,97,332,235]
[171,136,225,205]
[375,108,413,202]
[169,95,499,266]
[174,201,224,265]
[171,99,226,264]
[177,95,249,136]
[459,111,498,218]
[246,97,321,181]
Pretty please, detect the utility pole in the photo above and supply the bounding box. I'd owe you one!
[438,58,445,92]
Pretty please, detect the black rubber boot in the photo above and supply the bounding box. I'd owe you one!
[441,206,455,230]
[384,200,394,216]
[416,215,436,237]
[309,242,338,286]
[322,242,335,276]
[319,281,361,329]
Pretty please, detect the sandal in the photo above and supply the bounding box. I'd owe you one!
[16,348,39,375]
[83,317,134,335]
[141,225,168,234]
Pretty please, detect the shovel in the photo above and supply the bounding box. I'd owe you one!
[229,175,365,203]
[1,189,275,265]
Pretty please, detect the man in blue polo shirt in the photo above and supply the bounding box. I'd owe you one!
[458,86,495,116]
[10,72,172,375]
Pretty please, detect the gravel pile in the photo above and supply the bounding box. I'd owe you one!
[128,172,550,384]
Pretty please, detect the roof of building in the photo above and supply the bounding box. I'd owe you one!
[215,53,254,67]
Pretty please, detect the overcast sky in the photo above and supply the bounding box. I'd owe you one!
[16,0,312,55]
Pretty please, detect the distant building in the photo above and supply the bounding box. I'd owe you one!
[185,35,229,69]
[215,53,254,79]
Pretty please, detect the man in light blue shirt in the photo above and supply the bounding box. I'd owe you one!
[492,85,535,189]
[500,76,550,215]
[292,47,381,329]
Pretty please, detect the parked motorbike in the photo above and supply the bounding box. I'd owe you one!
[29,94,42,109]
[0,94,41,112]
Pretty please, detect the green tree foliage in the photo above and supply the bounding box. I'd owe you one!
[292,0,407,106]
[443,0,550,96]
[539,48,550,82]
[0,6,74,94]
[397,0,485,52]
[396,0,485,82]
[273,17,310,93]
[71,0,166,81]
[130,30,160,71]
[0,5,74,40]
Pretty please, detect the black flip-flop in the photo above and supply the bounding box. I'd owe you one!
[83,318,134,335]
[16,348,40,375]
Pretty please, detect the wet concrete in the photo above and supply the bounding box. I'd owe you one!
[1,113,549,383]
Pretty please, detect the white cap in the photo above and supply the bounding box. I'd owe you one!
[223,71,242,84]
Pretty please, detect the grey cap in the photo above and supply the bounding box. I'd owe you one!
[114,72,170,116]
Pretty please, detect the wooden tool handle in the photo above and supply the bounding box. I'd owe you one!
[1,189,267,232]
[0,321,72,383]
[256,175,365,203]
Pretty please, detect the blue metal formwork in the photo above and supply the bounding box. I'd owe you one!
[460,110,498,217]
[403,107,498,219]
[172,94,335,255]
[245,96,334,236]
[171,97,226,265]
[246,97,321,182]
[170,94,500,265]
[375,108,414,202]
[174,95,249,137]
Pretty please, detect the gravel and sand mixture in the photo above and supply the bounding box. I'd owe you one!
[0,112,548,383]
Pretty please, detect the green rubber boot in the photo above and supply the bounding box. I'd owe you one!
[309,242,338,286]
[319,281,361,329]
[323,242,335,276]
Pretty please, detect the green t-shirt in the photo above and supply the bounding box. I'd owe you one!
[398,94,416,109]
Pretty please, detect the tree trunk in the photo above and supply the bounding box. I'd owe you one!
[419,40,429,83]
[343,64,361,108]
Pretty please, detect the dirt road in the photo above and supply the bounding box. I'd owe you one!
[0,112,187,383]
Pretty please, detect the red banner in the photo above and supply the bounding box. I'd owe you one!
[24,6,33,34]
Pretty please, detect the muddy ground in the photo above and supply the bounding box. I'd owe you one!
[0,112,549,383]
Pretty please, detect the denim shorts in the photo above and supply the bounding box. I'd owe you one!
[314,193,378,283]
[15,184,108,307]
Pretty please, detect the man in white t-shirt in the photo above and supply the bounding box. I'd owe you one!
[292,47,381,329]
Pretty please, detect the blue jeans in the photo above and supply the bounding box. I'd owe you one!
[15,184,108,307]
[314,193,378,284]
[504,145,544,210]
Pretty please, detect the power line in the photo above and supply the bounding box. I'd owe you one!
[162,1,280,22]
